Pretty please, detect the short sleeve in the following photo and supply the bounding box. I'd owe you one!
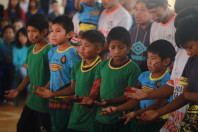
[179,59,190,86]
[128,63,141,87]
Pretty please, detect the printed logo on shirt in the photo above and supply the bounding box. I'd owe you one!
[132,41,147,56]
[167,34,173,41]
[108,21,113,29]
[61,55,66,64]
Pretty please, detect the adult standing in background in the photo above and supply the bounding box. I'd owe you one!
[98,0,132,60]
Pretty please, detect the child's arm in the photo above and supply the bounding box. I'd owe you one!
[184,92,198,102]
[139,85,189,121]
[5,74,30,99]
[75,0,82,12]
[95,95,127,106]
[78,78,101,106]
[125,84,174,100]
[33,80,75,98]
[99,99,139,116]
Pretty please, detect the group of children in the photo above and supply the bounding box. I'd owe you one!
[2,2,198,132]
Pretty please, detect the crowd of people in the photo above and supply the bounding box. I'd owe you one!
[1,0,198,132]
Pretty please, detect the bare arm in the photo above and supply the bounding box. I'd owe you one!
[53,80,75,96]
[184,91,198,103]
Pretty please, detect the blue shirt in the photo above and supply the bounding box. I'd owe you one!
[139,70,170,109]
[78,2,102,25]
[48,46,81,92]
[12,45,28,71]
[0,37,14,62]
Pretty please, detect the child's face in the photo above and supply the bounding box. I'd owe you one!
[3,28,15,42]
[30,0,36,8]
[50,24,67,45]
[147,6,165,23]
[147,52,166,73]
[27,26,42,44]
[109,40,129,61]
[183,41,198,58]
[19,32,28,46]
[52,2,59,12]
[1,21,9,28]
[14,21,23,32]
[78,39,99,59]
[10,0,19,8]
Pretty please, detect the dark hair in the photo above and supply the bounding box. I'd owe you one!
[148,40,176,65]
[52,0,58,4]
[81,30,105,47]
[2,24,15,35]
[174,7,198,28]
[107,26,131,46]
[15,27,31,48]
[28,0,40,11]
[175,16,198,48]
[7,0,21,19]
[52,15,74,40]
[136,0,146,5]
[13,18,24,25]
[174,0,198,14]
[146,0,168,9]
[26,14,49,33]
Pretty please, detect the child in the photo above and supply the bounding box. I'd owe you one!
[34,30,104,132]
[13,27,30,92]
[131,15,198,132]
[5,14,52,132]
[122,40,175,132]
[48,0,60,19]
[4,0,26,22]
[0,25,15,102]
[75,0,102,32]
[26,0,44,20]
[13,18,24,32]
[80,27,141,132]
[33,15,81,132]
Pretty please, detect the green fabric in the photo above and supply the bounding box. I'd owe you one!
[95,59,141,124]
[131,118,166,132]
[90,120,131,132]
[25,44,52,113]
[68,58,101,131]
[49,107,71,132]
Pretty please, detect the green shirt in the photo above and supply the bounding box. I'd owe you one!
[95,58,141,124]
[68,56,101,131]
[25,44,52,113]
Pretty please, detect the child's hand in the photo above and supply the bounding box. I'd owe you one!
[138,110,159,121]
[99,106,117,116]
[124,87,148,100]
[78,96,94,106]
[4,89,19,99]
[95,99,112,106]
[33,86,53,98]
[119,111,137,125]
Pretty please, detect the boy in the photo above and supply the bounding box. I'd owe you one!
[80,27,141,132]
[146,0,178,52]
[5,14,52,132]
[34,15,81,132]
[75,0,102,32]
[49,1,60,19]
[13,18,24,32]
[34,30,105,132]
[131,15,198,132]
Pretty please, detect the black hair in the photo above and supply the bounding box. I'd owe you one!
[2,24,15,35]
[148,40,176,65]
[174,7,198,28]
[107,26,131,46]
[26,14,49,33]
[7,0,21,20]
[136,0,146,4]
[174,0,198,14]
[52,0,58,4]
[81,30,105,47]
[15,27,31,48]
[28,0,40,11]
[52,15,74,41]
[145,0,168,10]
[175,15,198,48]
[13,18,24,25]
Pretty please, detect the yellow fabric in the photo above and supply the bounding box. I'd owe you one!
[80,23,97,31]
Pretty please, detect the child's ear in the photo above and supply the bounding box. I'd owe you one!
[96,46,103,54]
[127,43,132,51]
[163,58,171,67]
[66,31,74,39]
